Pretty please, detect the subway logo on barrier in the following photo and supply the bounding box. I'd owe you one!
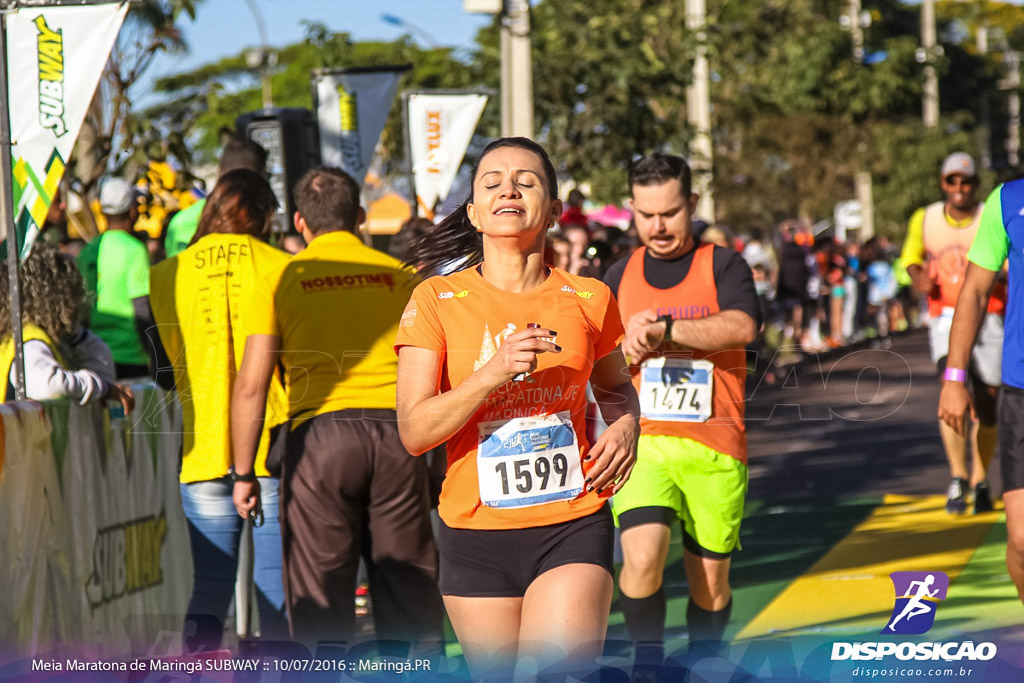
[34,15,66,138]
[85,513,168,609]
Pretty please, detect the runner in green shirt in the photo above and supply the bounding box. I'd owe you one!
[76,178,151,378]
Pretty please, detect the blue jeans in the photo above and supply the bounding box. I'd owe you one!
[180,476,287,652]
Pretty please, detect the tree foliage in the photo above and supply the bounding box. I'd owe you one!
[76,0,203,189]
[478,0,694,201]
[534,0,693,200]
[139,0,1024,241]
[499,0,1018,237]
[710,0,937,234]
[146,22,485,175]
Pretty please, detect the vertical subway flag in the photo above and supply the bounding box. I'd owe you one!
[408,93,487,212]
[5,3,127,259]
[313,66,407,188]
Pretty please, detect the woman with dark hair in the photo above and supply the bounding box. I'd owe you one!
[395,137,640,676]
[149,168,291,651]
[0,242,133,410]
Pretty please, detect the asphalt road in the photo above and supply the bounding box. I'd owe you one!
[744,328,1003,502]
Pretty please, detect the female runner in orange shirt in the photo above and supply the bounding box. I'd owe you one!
[395,137,640,677]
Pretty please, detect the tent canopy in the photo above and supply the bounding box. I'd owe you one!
[366,193,411,235]
[588,205,632,229]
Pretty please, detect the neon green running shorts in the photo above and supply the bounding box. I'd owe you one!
[611,434,748,556]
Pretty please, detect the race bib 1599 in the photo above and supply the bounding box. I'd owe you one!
[477,412,583,508]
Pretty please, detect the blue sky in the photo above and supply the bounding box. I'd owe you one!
[142,0,493,98]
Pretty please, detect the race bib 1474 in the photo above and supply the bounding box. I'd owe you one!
[639,357,714,422]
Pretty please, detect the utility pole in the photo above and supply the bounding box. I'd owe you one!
[1006,50,1021,167]
[501,0,533,137]
[846,0,874,240]
[922,0,939,128]
[978,22,992,170]
[686,0,715,223]
[992,27,1020,169]
[847,0,864,63]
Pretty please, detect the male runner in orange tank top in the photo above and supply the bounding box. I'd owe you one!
[603,154,760,669]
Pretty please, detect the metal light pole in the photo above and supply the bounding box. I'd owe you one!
[244,0,274,110]
[922,0,939,128]
[381,14,438,48]
[501,0,533,137]
[686,0,715,223]
[463,0,528,137]
[0,11,24,399]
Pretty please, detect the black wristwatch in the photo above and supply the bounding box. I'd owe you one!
[228,465,257,483]
[658,314,674,341]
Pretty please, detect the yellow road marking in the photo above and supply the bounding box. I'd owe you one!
[736,495,999,639]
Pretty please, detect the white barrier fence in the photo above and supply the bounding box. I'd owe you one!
[0,385,191,659]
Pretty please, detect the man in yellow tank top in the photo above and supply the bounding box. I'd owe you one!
[900,152,1003,514]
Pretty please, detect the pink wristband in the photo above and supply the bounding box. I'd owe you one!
[943,367,967,383]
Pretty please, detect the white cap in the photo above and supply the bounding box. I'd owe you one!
[941,152,976,179]
[98,177,135,215]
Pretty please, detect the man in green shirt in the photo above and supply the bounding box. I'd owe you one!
[76,178,151,378]
[164,139,268,258]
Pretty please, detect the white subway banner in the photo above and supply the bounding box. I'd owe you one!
[408,93,487,211]
[314,69,404,187]
[5,3,127,258]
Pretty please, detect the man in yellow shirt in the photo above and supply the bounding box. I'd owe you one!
[231,167,442,650]
[900,152,1004,515]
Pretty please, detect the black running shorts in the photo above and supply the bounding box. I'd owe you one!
[437,504,614,597]
[999,385,1024,493]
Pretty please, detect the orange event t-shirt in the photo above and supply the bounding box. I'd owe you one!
[394,266,625,530]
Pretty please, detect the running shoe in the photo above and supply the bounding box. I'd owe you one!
[946,478,968,515]
[973,482,994,514]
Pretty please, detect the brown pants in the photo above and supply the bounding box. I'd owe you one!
[280,409,443,651]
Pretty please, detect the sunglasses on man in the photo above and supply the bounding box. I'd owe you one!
[943,175,977,188]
